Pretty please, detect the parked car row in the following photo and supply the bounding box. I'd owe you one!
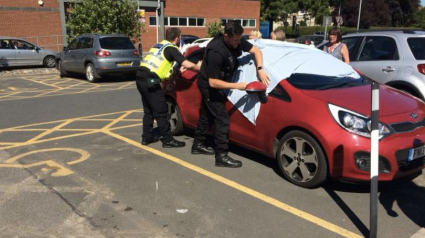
[0,37,57,68]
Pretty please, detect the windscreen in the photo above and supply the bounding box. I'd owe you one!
[99,37,135,50]
[286,73,370,90]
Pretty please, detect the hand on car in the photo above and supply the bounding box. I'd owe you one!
[258,69,270,86]
[239,82,248,90]
[180,66,187,73]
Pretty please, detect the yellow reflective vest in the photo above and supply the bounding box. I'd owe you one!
[140,40,178,81]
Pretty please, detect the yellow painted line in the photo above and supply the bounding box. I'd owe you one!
[27,119,74,143]
[57,129,99,131]
[0,87,134,102]
[23,78,63,89]
[118,82,134,89]
[109,122,143,131]
[0,109,142,132]
[76,119,114,122]
[1,148,90,177]
[0,92,18,99]
[102,111,133,130]
[1,129,47,131]
[104,130,363,238]
[0,131,99,150]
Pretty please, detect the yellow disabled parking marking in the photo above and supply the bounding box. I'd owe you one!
[0,148,90,177]
[0,110,362,238]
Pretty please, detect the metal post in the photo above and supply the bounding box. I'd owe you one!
[370,81,379,238]
[339,0,341,16]
[357,0,362,30]
[156,0,160,42]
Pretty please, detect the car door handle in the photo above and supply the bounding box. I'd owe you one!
[382,67,395,72]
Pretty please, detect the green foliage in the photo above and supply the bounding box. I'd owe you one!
[207,20,223,37]
[414,8,425,29]
[66,0,142,38]
[300,21,307,27]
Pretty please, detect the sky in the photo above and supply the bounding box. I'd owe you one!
[422,0,425,6]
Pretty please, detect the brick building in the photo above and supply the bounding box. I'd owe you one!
[0,0,260,52]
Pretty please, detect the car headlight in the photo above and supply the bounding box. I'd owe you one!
[328,104,392,139]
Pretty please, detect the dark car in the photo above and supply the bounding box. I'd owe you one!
[295,35,325,46]
[180,35,199,47]
[56,34,140,83]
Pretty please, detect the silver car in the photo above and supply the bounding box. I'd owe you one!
[0,37,57,68]
[317,30,425,100]
[56,34,140,83]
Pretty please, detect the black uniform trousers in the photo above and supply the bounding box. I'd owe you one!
[136,78,172,142]
[194,92,229,155]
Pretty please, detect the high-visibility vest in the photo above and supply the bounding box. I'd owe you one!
[140,40,178,81]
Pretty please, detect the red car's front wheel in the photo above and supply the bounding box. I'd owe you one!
[277,130,328,188]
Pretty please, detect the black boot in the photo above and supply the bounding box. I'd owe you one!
[215,153,242,168]
[191,141,215,155]
[141,136,159,146]
[162,138,186,148]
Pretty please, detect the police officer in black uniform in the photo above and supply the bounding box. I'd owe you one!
[137,27,201,148]
[192,21,270,168]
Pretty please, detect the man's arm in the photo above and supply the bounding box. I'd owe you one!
[209,78,247,90]
[165,47,201,72]
[249,46,270,86]
[181,59,201,72]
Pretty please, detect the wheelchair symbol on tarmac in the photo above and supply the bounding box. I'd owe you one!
[0,148,90,177]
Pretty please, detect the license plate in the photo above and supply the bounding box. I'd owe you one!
[117,62,132,67]
[408,145,425,161]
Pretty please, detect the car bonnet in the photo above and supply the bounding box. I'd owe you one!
[301,84,424,117]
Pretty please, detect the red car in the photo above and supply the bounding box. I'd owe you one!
[163,45,425,188]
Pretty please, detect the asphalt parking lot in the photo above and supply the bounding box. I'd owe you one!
[0,72,424,238]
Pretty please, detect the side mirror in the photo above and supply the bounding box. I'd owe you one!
[63,46,68,52]
[246,81,268,103]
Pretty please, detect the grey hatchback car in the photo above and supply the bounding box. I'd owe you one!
[318,30,425,100]
[0,37,57,68]
[56,34,140,82]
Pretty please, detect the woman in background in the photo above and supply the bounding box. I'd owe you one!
[323,27,350,64]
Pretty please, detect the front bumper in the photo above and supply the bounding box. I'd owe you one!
[324,126,425,182]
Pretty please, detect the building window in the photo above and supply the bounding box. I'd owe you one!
[221,18,256,27]
[149,16,205,27]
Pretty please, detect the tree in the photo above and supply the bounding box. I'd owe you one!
[340,0,390,29]
[66,0,141,38]
[206,21,223,37]
[414,7,425,29]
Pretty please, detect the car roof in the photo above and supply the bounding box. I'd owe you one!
[0,36,26,40]
[343,29,425,36]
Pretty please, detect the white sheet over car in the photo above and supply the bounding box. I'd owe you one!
[227,39,360,125]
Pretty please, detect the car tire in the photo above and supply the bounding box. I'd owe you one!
[277,130,328,188]
[85,63,100,83]
[166,98,184,136]
[43,56,56,68]
[58,60,67,78]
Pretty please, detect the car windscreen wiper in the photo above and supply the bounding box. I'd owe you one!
[317,81,361,90]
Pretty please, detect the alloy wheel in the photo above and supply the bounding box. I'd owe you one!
[280,137,318,183]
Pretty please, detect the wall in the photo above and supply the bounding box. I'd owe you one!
[141,0,260,51]
[0,0,63,51]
